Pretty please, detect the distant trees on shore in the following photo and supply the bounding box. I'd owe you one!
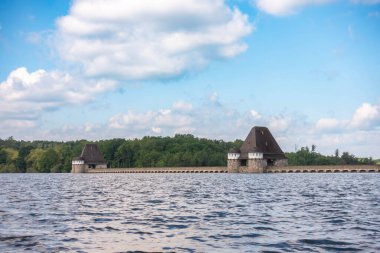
[0,136,377,173]
[286,146,376,166]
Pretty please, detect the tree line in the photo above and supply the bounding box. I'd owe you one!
[285,145,376,166]
[0,136,376,173]
[0,135,242,173]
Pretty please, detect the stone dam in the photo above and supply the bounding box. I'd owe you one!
[85,165,380,174]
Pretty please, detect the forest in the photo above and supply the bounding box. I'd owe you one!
[0,135,377,173]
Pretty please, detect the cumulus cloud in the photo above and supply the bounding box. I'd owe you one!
[315,118,340,130]
[155,109,193,127]
[2,120,36,129]
[250,110,262,119]
[307,101,380,156]
[350,102,380,128]
[269,117,290,132]
[55,0,252,80]
[255,0,334,16]
[151,127,162,134]
[172,101,193,112]
[313,102,380,131]
[255,0,380,16]
[108,111,155,130]
[107,97,252,138]
[108,101,194,136]
[0,67,116,124]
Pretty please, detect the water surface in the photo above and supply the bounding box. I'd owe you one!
[0,173,379,252]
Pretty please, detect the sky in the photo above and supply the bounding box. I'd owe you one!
[0,0,379,158]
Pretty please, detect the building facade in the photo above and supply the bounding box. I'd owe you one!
[71,144,107,173]
[227,126,288,173]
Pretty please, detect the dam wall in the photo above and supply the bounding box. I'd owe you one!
[86,166,228,173]
[266,165,380,173]
[83,165,380,173]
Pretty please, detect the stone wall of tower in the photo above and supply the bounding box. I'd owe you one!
[247,159,267,173]
[227,159,240,173]
[71,163,85,173]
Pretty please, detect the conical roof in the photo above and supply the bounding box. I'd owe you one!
[79,144,106,164]
[239,126,285,159]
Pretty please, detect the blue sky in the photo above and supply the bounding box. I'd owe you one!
[0,0,379,158]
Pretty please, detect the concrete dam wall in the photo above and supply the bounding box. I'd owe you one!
[86,166,228,173]
[267,165,380,173]
[83,165,380,173]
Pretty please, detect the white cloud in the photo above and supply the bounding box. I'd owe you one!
[2,120,36,129]
[269,117,290,132]
[106,95,250,138]
[108,111,155,129]
[255,0,380,16]
[56,0,252,80]
[155,110,193,127]
[350,102,380,128]
[315,118,340,130]
[151,127,162,134]
[174,127,196,135]
[172,101,193,112]
[250,110,262,119]
[314,102,380,131]
[108,105,192,134]
[255,0,334,16]
[0,67,116,124]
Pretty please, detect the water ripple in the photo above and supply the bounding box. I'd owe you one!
[0,173,379,252]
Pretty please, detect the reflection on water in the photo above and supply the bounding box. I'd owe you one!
[0,173,379,252]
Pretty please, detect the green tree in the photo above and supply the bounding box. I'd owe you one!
[341,152,357,165]
[26,148,44,172]
[15,146,33,173]
[0,149,7,164]
[38,149,60,173]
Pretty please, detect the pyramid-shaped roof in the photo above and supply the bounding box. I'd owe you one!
[239,126,285,159]
[77,144,106,164]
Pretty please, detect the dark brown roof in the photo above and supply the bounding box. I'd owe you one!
[79,144,106,164]
[229,147,240,153]
[239,126,286,159]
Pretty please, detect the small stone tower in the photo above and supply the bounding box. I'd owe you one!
[227,126,288,173]
[71,143,107,173]
[72,157,85,173]
[227,148,240,173]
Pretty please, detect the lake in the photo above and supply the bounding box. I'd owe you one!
[0,173,379,252]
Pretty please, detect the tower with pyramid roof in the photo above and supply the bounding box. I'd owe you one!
[71,143,107,173]
[227,126,288,173]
